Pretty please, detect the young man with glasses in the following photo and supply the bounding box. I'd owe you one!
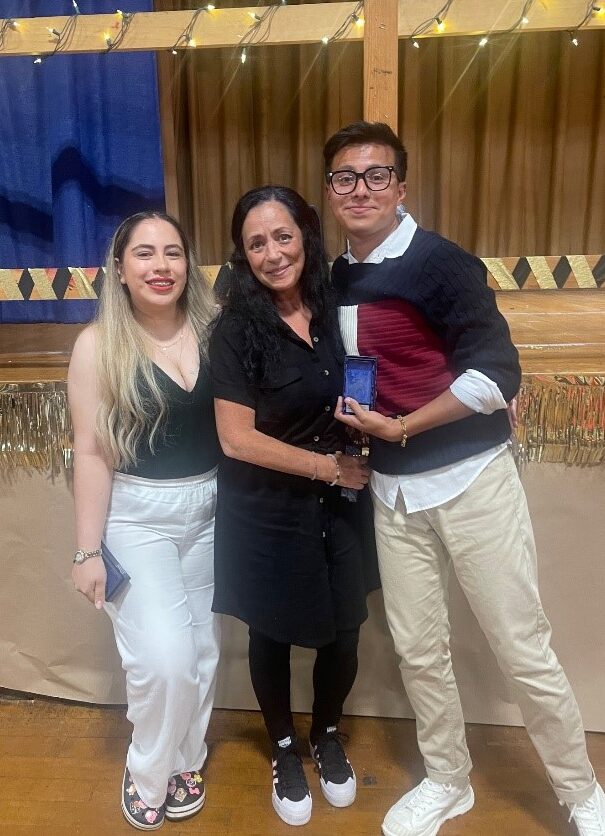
[323,120,604,836]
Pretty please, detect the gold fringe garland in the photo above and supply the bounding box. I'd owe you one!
[517,376,605,466]
[0,383,72,476]
[0,377,604,474]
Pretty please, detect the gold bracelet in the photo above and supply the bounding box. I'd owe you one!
[309,451,318,480]
[396,415,408,448]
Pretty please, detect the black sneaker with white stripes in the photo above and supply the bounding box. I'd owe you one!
[271,736,312,826]
[310,727,356,808]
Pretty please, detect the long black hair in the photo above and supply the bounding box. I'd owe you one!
[225,185,337,382]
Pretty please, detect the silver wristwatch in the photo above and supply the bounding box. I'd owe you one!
[73,548,102,565]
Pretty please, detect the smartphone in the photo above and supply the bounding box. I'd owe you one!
[343,355,377,415]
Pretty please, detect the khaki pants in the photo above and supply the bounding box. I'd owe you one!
[372,449,595,804]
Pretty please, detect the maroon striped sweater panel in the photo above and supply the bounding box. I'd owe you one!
[356,299,455,416]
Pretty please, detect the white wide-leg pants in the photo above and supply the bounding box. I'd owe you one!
[373,450,595,804]
[104,469,221,808]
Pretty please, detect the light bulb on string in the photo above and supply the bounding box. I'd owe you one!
[240,47,247,63]
[521,16,529,24]
[321,35,329,45]
[206,2,215,9]
[435,17,445,32]
[248,12,261,22]
[479,36,488,47]
[8,18,19,30]
[46,27,61,38]
[412,39,420,48]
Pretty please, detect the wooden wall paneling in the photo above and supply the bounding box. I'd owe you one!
[2,289,605,382]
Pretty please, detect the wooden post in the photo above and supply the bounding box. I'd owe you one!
[156,54,180,220]
[363,0,398,127]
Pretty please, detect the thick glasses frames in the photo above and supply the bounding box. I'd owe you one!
[327,165,397,195]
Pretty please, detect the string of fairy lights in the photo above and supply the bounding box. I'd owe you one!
[0,3,364,65]
[1,7,137,63]
[0,0,603,64]
[410,0,456,46]
[169,5,215,55]
[410,0,604,49]
[568,0,605,45]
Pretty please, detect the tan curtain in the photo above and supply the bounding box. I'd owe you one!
[155,6,605,262]
[156,3,363,261]
[401,31,605,257]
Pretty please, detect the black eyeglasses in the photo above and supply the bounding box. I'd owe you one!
[327,166,397,195]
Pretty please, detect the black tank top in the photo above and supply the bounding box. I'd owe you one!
[118,361,220,480]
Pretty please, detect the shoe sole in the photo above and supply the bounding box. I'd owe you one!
[165,792,205,821]
[272,789,312,826]
[121,797,164,831]
[309,742,357,808]
[381,786,475,836]
[319,776,356,808]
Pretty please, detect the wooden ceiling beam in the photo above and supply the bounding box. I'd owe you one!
[0,6,362,57]
[0,2,603,58]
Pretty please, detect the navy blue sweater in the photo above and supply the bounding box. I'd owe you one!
[332,227,521,475]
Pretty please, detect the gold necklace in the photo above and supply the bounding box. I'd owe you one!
[147,325,185,352]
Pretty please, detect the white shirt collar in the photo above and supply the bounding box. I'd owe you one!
[344,212,418,264]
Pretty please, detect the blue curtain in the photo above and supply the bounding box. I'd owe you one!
[0,0,165,322]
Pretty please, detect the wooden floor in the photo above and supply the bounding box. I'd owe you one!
[1,695,603,835]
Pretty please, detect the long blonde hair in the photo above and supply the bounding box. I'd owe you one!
[95,211,216,469]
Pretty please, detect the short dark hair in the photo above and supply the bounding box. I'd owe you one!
[323,121,407,182]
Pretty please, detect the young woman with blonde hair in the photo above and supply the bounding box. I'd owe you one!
[69,211,221,831]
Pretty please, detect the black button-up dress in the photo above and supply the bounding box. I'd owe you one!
[210,312,379,648]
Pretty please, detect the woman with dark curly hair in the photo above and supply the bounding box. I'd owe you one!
[209,185,378,827]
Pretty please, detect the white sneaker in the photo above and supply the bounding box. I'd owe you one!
[271,738,312,827]
[566,784,605,835]
[309,731,356,808]
[382,778,474,836]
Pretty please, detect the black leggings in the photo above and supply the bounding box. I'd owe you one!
[248,627,360,745]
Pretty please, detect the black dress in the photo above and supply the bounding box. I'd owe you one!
[209,312,379,648]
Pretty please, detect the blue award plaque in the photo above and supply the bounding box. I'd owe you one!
[343,355,377,414]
